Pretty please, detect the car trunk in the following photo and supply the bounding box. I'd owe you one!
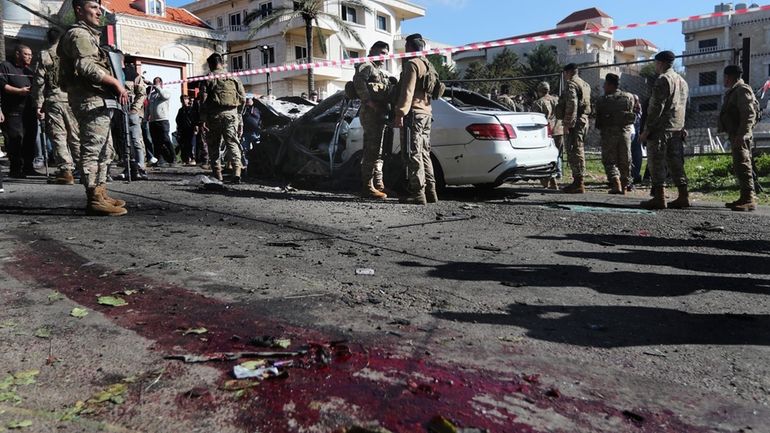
[494,113,550,149]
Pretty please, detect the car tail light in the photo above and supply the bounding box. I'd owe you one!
[466,123,517,140]
[547,125,553,138]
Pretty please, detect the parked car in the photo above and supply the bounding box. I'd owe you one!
[249,88,558,189]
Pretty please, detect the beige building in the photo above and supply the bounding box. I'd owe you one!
[182,0,426,97]
[681,2,768,114]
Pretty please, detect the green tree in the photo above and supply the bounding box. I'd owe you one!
[640,63,656,80]
[524,44,562,93]
[427,54,458,81]
[488,48,525,94]
[463,60,492,94]
[247,0,369,95]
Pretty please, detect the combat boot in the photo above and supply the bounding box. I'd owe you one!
[374,181,386,192]
[667,185,690,209]
[399,192,427,205]
[425,183,438,203]
[85,187,127,217]
[52,170,75,185]
[640,186,666,210]
[212,167,223,182]
[232,167,242,185]
[547,178,558,190]
[562,177,585,194]
[729,190,757,212]
[608,177,624,195]
[362,183,387,200]
[95,185,126,208]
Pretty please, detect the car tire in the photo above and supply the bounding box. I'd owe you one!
[431,154,447,193]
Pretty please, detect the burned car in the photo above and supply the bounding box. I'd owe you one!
[248,88,558,190]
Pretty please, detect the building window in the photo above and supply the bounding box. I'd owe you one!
[295,46,308,62]
[699,102,718,112]
[216,16,224,29]
[231,55,244,71]
[259,1,273,18]
[376,14,388,32]
[344,49,362,59]
[341,4,358,23]
[699,71,718,86]
[245,52,251,69]
[229,12,242,30]
[148,0,164,16]
[698,38,718,49]
[261,47,275,65]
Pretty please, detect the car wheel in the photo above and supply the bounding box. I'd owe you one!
[431,154,447,193]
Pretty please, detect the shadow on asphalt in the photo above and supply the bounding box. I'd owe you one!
[531,233,770,255]
[432,304,770,347]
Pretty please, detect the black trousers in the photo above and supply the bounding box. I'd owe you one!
[149,120,175,164]
[2,114,33,174]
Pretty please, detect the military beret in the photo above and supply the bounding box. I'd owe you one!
[537,81,551,92]
[724,65,743,77]
[654,51,676,63]
[563,63,577,72]
[405,33,424,44]
[207,52,224,64]
[604,73,620,85]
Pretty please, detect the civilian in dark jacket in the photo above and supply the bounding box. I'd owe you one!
[176,95,197,165]
[0,45,35,177]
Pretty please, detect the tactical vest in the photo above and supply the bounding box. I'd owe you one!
[416,57,445,100]
[206,77,242,109]
[597,91,635,128]
[574,76,592,117]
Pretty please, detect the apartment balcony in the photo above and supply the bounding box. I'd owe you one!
[689,84,724,97]
[247,13,337,39]
[559,50,614,66]
[222,24,251,42]
[682,15,730,33]
[682,46,735,66]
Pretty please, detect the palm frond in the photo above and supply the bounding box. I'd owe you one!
[318,12,367,50]
[245,5,296,29]
[313,20,328,56]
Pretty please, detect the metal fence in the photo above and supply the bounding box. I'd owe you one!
[444,48,740,156]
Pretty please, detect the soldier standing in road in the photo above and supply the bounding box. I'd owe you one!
[201,53,245,183]
[531,81,562,189]
[122,56,149,180]
[719,65,759,212]
[639,51,690,210]
[496,84,519,112]
[556,63,592,194]
[32,27,80,185]
[394,34,444,205]
[354,41,392,200]
[595,73,636,195]
[58,0,129,216]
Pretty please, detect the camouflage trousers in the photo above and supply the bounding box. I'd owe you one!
[565,122,588,179]
[647,131,687,188]
[46,100,80,172]
[207,109,242,171]
[402,113,434,194]
[730,134,755,193]
[600,127,632,185]
[553,135,564,178]
[72,104,114,188]
[360,107,387,188]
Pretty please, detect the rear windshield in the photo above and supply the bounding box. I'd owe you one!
[442,89,506,111]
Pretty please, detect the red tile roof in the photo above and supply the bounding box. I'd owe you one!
[558,7,611,25]
[104,0,210,28]
[618,38,658,49]
[489,22,603,43]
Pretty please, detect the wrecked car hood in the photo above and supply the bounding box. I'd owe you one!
[255,98,317,129]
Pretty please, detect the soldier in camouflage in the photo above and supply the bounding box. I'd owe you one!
[531,81,562,189]
[354,41,392,200]
[496,84,519,112]
[595,73,636,194]
[121,55,149,180]
[201,53,246,184]
[556,63,592,194]
[719,65,759,212]
[32,27,80,185]
[58,0,129,216]
[639,51,690,210]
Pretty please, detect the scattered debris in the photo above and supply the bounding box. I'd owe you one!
[387,216,475,230]
[61,382,129,420]
[186,174,224,187]
[34,327,52,339]
[622,410,645,425]
[389,319,411,326]
[340,426,394,433]
[284,293,328,300]
[220,379,261,392]
[224,254,248,259]
[181,327,208,336]
[356,268,376,276]
[473,245,502,252]
[266,242,302,248]
[545,387,561,398]
[97,296,128,307]
[460,204,481,210]
[164,351,304,364]
[426,415,489,433]
[638,230,652,237]
[233,364,283,380]
[693,222,725,233]
[69,308,88,319]
[546,203,655,215]
[250,336,292,349]
[498,335,524,344]
[642,350,667,358]
[0,371,40,405]
[6,420,33,429]
[47,291,64,302]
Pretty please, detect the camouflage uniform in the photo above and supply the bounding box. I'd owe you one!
[32,42,80,174]
[557,74,592,181]
[124,75,147,172]
[718,79,758,196]
[643,67,689,189]
[396,56,438,203]
[531,93,563,177]
[58,22,116,189]
[496,94,519,112]
[201,66,245,179]
[595,89,635,188]
[353,60,391,193]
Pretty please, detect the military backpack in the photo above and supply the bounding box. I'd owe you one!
[206,77,243,109]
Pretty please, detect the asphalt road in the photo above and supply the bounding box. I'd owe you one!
[0,168,768,433]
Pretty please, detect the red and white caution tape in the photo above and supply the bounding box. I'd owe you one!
[166,3,770,86]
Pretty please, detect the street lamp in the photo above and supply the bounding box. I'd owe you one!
[258,45,272,97]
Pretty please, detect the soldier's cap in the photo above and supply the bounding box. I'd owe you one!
[724,65,743,77]
[654,51,676,63]
[73,0,100,8]
[563,63,577,72]
[604,73,620,85]
[405,33,424,45]
[537,81,550,92]
[207,52,224,65]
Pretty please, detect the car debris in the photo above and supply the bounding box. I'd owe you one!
[164,351,305,364]
[355,268,376,276]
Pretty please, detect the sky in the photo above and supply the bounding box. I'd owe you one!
[401,0,722,53]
